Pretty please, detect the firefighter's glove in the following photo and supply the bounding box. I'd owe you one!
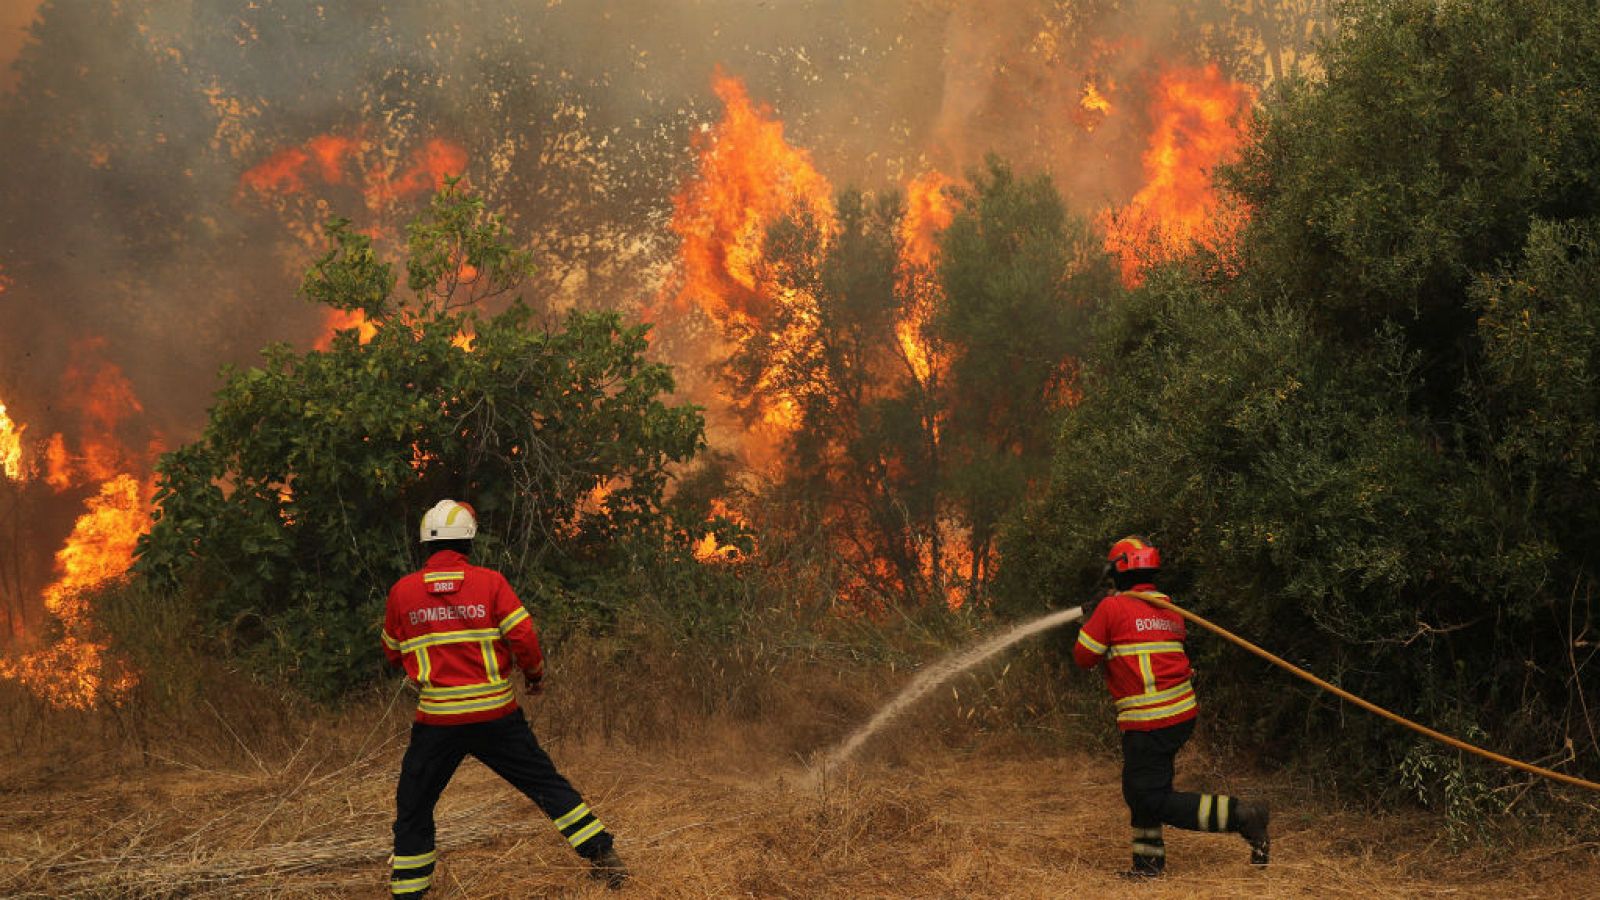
[1077,597,1099,622]
[523,670,545,695]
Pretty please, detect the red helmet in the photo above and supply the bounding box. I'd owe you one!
[1107,536,1160,573]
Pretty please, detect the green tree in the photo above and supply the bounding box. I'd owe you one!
[938,158,1113,594]
[1005,0,1600,788]
[135,186,703,695]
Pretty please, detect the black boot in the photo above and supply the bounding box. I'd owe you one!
[588,845,629,889]
[1234,800,1270,866]
[1120,826,1166,878]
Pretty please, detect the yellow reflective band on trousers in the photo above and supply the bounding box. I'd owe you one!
[553,803,591,830]
[1196,794,1233,831]
[390,875,432,894]
[568,819,606,849]
[391,850,437,868]
[1131,841,1166,858]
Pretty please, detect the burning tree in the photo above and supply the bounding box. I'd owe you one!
[136,186,704,695]
[691,158,1110,609]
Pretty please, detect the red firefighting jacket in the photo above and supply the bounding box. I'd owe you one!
[382,549,544,725]
[1072,586,1198,731]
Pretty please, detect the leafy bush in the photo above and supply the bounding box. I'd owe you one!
[1002,0,1600,792]
[135,187,704,696]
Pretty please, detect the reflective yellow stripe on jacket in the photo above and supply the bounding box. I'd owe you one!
[416,683,514,716]
[398,627,502,654]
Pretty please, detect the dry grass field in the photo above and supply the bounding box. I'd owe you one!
[2,652,1597,900]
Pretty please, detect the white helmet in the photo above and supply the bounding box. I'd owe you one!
[420,499,478,542]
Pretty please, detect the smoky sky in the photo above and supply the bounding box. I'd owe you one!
[0,0,1321,446]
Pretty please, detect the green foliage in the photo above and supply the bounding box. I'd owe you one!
[136,187,704,696]
[1398,731,1508,846]
[1005,0,1600,791]
[938,158,1115,587]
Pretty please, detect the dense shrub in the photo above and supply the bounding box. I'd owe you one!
[1001,0,1600,799]
[135,187,704,695]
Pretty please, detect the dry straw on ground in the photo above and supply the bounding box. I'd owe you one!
[1,634,1597,898]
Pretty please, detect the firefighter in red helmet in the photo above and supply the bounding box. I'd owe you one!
[382,500,628,894]
[1073,535,1270,877]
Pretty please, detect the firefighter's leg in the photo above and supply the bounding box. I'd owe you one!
[1119,727,1174,876]
[392,722,468,898]
[467,710,616,861]
[1137,720,1271,865]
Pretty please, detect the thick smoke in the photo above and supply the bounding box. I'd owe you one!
[0,0,1324,626]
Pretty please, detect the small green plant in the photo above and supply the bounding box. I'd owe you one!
[1397,732,1509,846]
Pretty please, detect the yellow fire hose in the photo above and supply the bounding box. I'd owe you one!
[1134,593,1600,794]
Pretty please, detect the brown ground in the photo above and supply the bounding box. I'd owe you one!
[2,690,1596,899]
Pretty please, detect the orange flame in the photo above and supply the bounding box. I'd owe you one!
[669,70,838,452]
[314,308,380,350]
[1073,80,1113,133]
[241,134,468,210]
[671,70,835,328]
[365,138,469,207]
[0,400,24,481]
[1081,81,1113,115]
[306,133,360,184]
[240,144,313,194]
[1100,64,1254,285]
[691,498,748,564]
[41,340,146,488]
[1,343,157,709]
[0,474,149,709]
[895,171,957,386]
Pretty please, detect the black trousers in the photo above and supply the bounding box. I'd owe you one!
[390,708,612,896]
[1120,719,1237,871]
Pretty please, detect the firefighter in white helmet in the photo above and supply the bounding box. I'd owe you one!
[381,499,627,894]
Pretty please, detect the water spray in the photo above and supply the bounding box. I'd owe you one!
[816,604,1087,776]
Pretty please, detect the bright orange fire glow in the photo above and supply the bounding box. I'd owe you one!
[0,474,149,709]
[0,400,24,481]
[241,133,468,210]
[671,70,835,328]
[692,499,748,564]
[314,308,380,350]
[669,71,837,454]
[240,144,313,194]
[1081,81,1113,115]
[1100,64,1254,285]
[41,475,148,623]
[366,138,469,207]
[40,340,146,487]
[307,133,360,184]
[895,171,957,386]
